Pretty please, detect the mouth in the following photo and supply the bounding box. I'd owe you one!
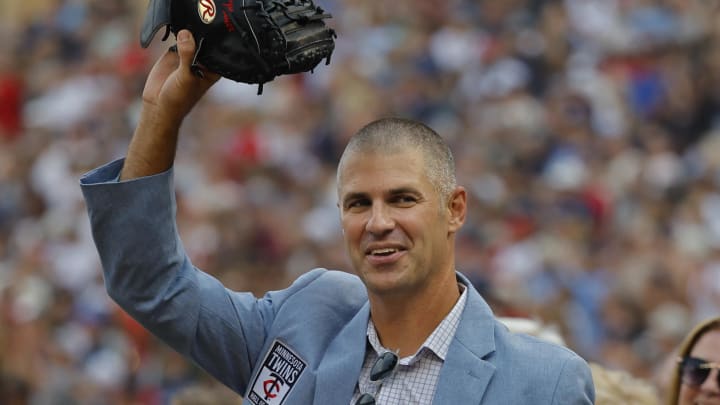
[364,246,406,265]
[367,247,401,256]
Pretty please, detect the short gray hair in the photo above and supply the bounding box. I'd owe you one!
[338,117,457,201]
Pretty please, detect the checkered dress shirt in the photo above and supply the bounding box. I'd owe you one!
[350,285,468,405]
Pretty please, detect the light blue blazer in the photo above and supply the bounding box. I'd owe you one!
[80,159,595,404]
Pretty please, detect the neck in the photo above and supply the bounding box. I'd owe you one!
[368,270,461,357]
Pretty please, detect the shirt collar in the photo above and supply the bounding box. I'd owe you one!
[366,284,468,363]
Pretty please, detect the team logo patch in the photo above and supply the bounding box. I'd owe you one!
[247,340,307,405]
[197,0,216,24]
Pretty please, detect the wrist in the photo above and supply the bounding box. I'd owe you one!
[139,102,184,134]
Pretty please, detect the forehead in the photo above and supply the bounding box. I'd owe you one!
[338,149,430,193]
[691,329,720,361]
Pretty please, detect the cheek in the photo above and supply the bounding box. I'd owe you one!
[678,385,697,404]
[341,219,363,246]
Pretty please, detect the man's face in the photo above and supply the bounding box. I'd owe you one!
[337,148,465,297]
[679,329,720,405]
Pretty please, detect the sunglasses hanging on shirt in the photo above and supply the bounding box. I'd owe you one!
[355,351,400,405]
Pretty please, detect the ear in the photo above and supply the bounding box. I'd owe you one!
[447,186,467,233]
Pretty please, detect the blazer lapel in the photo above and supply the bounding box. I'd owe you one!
[433,274,498,404]
[314,302,370,405]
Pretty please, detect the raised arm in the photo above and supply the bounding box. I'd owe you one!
[121,29,219,180]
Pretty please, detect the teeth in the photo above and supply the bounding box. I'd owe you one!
[371,248,397,255]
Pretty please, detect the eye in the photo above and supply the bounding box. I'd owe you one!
[345,198,370,211]
[391,194,418,207]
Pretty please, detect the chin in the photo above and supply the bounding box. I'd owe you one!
[363,274,414,296]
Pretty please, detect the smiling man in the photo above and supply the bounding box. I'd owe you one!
[80,31,595,404]
[337,121,467,366]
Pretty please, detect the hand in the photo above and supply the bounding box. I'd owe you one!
[120,30,221,180]
[142,29,220,128]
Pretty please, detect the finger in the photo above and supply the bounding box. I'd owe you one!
[175,29,222,84]
[142,46,181,103]
[175,30,196,76]
[155,45,181,74]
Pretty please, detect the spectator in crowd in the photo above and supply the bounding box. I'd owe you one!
[667,316,720,405]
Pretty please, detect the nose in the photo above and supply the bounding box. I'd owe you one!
[365,203,394,235]
[701,368,720,393]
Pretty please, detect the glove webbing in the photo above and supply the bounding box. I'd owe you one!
[268,1,332,23]
[226,0,279,93]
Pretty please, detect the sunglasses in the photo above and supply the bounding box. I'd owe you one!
[678,356,720,388]
[355,351,399,405]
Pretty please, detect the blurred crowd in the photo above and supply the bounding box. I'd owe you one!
[2,0,720,403]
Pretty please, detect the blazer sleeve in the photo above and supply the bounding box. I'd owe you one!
[552,354,596,405]
[79,159,323,394]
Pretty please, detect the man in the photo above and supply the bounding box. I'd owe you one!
[80,30,595,404]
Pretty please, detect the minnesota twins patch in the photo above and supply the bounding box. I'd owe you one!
[247,340,307,405]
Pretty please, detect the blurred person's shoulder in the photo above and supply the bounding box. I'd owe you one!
[495,317,586,368]
[590,362,659,405]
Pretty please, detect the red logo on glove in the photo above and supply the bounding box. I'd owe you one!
[222,0,235,32]
[198,0,216,24]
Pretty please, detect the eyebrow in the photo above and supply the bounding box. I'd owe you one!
[388,186,422,197]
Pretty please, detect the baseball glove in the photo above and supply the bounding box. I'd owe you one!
[140,0,336,94]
